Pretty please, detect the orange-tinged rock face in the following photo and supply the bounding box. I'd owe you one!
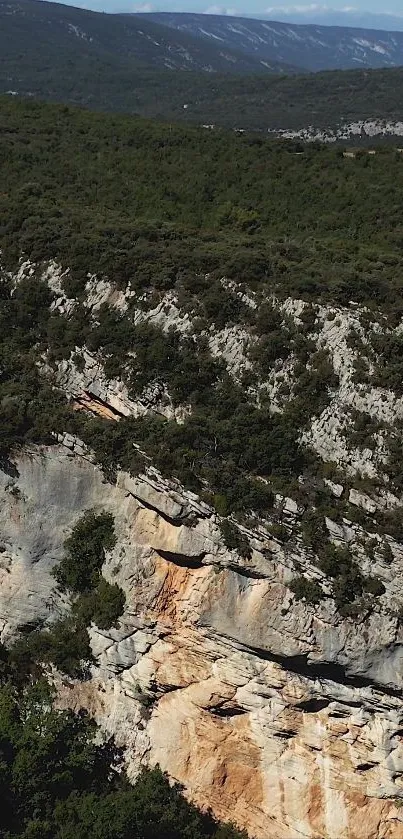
[4,447,403,839]
[148,690,266,836]
[56,665,403,839]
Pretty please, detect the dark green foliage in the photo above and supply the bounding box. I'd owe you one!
[317,544,364,609]
[381,541,394,564]
[219,520,252,559]
[289,576,323,605]
[351,354,371,385]
[384,432,403,492]
[297,513,386,613]
[76,377,289,515]
[299,304,318,333]
[3,98,403,318]
[0,674,246,839]
[249,303,292,377]
[0,0,282,121]
[0,273,77,462]
[317,543,384,613]
[344,409,380,450]
[301,509,328,552]
[125,325,225,404]
[8,618,93,681]
[196,282,249,330]
[363,576,386,597]
[268,522,290,543]
[370,332,403,396]
[3,3,403,140]
[73,578,126,631]
[54,511,116,594]
[0,96,401,619]
[46,512,125,673]
[292,350,339,424]
[2,514,122,680]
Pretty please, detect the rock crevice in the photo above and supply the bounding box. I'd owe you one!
[2,446,403,838]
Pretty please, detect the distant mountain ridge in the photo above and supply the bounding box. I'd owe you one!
[0,0,294,76]
[3,0,403,145]
[245,10,403,32]
[142,12,403,72]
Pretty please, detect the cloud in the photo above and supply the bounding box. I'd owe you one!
[132,2,154,10]
[265,4,320,13]
[204,5,239,14]
[264,3,361,11]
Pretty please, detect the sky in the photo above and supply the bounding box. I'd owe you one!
[49,0,403,30]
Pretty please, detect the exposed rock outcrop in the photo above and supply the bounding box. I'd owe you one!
[267,120,403,144]
[7,258,403,836]
[2,445,403,839]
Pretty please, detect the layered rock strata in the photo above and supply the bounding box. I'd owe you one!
[2,446,403,839]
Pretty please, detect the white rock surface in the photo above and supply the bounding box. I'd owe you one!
[268,119,403,144]
[53,348,189,422]
[2,447,403,839]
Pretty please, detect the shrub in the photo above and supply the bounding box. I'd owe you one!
[316,543,384,611]
[49,512,125,672]
[219,520,252,559]
[344,409,380,450]
[268,523,290,542]
[301,509,328,551]
[381,541,394,564]
[54,511,116,593]
[8,616,93,680]
[299,304,318,332]
[293,349,339,421]
[289,576,323,605]
[73,578,126,630]
[363,576,386,597]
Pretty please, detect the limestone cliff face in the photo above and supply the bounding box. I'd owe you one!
[2,445,403,839]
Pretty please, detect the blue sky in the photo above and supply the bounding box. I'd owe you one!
[137,0,403,10]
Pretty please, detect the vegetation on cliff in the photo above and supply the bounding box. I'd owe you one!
[0,673,246,839]
[10,512,124,678]
[0,97,402,615]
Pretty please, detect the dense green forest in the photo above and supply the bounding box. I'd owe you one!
[0,96,402,613]
[2,96,403,306]
[3,49,403,134]
[1,97,403,502]
[169,67,403,133]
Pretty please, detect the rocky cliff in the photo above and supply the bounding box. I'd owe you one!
[2,442,403,839]
[3,259,403,837]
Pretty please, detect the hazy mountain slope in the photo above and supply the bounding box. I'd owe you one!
[2,0,403,143]
[0,0,292,84]
[154,67,403,139]
[3,62,402,144]
[144,12,403,72]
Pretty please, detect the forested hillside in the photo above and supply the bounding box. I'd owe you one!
[157,67,403,135]
[2,96,403,301]
[0,0,294,88]
[143,11,403,71]
[2,0,403,139]
[2,96,403,514]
